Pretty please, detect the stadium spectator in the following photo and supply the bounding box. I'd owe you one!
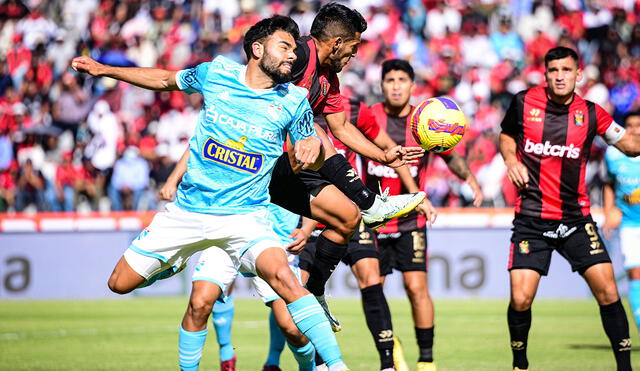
[15,158,45,211]
[108,145,149,211]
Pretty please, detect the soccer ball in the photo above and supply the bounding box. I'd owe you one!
[409,96,467,153]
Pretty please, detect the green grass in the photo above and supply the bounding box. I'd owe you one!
[0,297,637,370]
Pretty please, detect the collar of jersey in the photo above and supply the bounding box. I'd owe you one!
[238,65,280,94]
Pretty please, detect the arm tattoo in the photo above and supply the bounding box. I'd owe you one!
[443,153,471,181]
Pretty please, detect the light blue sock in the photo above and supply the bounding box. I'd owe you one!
[265,310,286,366]
[287,341,316,371]
[287,294,343,368]
[178,325,207,371]
[212,295,235,362]
[629,280,640,329]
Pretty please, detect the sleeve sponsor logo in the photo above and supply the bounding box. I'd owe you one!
[523,138,581,159]
[202,136,263,174]
[180,68,198,88]
[295,109,315,137]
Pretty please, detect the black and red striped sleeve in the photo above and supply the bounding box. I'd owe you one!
[500,91,526,137]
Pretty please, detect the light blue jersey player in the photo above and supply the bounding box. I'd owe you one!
[72,15,349,371]
[604,111,640,330]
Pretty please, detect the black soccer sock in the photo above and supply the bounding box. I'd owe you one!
[507,305,531,370]
[361,284,394,369]
[305,234,348,296]
[599,300,632,371]
[415,326,434,362]
[318,154,376,210]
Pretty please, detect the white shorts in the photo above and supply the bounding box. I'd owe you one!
[620,227,640,269]
[124,202,282,279]
[193,247,301,304]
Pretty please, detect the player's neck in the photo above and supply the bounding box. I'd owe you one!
[546,89,575,105]
[312,37,332,67]
[384,102,411,117]
[245,63,276,90]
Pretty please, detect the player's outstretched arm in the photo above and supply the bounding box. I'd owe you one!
[613,131,640,157]
[440,152,483,207]
[499,133,529,189]
[158,148,189,201]
[324,111,424,167]
[71,56,180,91]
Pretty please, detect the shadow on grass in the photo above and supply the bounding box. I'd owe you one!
[568,344,639,352]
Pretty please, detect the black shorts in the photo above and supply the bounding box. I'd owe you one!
[508,214,611,276]
[378,230,428,276]
[298,222,379,272]
[269,153,331,218]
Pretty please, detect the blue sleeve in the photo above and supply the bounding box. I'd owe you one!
[175,62,211,94]
[287,100,316,145]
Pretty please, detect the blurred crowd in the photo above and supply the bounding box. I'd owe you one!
[0,0,638,213]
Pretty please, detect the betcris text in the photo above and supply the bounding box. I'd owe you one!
[523,138,581,159]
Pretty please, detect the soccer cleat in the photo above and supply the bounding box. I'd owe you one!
[221,354,237,371]
[392,336,409,371]
[416,361,436,371]
[513,368,528,371]
[361,189,426,230]
[315,295,341,332]
[137,262,187,289]
[316,364,329,371]
[261,366,282,371]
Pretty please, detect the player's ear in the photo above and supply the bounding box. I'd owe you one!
[252,41,264,59]
[576,68,583,84]
[331,37,343,54]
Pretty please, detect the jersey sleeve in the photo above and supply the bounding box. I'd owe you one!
[321,74,344,114]
[175,62,211,95]
[288,99,317,145]
[500,93,522,137]
[356,103,381,141]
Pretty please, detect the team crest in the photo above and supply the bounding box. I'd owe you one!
[319,75,329,96]
[519,240,530,254]
[574,111,584,126]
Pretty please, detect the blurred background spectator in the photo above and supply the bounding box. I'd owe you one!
[0,0,637,213]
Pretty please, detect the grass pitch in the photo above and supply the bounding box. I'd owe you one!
[0,297,637,370]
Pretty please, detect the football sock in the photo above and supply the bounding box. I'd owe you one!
[318,154,376,210]
[415,326,434,363]
[212,295,235,362]
[305,234,348,297]
[287,294,344,368]
[265,310,286,366]
[287,341,316,371]
[361,284,394,369]
[507,305,530,370]
[178,325,207,371]
[628,280,640,329]
[599,299,632,371]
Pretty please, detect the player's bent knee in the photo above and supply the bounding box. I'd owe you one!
[510,292,534,311]
[594,286,620,305]
[404,279,427,298]
[188,296,214,320]
[107,276,134,295]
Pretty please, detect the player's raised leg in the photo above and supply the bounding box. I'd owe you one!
[583,263,632,371]
[508,269,541,371]
[253,246,348,371]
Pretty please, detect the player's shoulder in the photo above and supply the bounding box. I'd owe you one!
[211,55,243,70]
[277,83,310,106]
[605,145,626,162]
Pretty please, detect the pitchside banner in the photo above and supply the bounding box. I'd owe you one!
[0,227,626,300]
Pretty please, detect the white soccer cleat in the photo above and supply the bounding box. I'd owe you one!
[315,295,341,332]
[361,189,426,230]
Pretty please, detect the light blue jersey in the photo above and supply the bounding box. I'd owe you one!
[269,203,301,245]
[605,147,640,227]
[173,56,315,214]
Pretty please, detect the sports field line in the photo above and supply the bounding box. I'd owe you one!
[0,320,266,341]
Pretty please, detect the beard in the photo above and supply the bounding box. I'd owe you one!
[259,52,292,85]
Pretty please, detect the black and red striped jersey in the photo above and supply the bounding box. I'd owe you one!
[365,102,429,233]
[501,87,615,220]
[315,97,380,171]
[291,36,343,115]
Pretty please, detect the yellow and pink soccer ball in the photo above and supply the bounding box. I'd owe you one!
[409,96,467,153]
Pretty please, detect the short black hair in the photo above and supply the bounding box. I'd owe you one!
[544,46,579,67]
[623,111,640,126]
[243,15,300,60]
[310,2,367,42]
[381,59,415,81]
